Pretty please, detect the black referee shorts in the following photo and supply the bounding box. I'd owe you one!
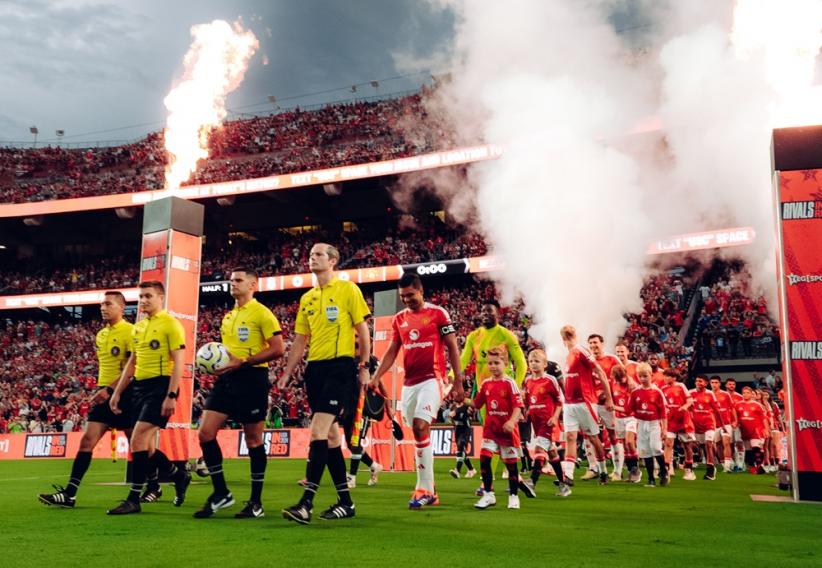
[132,376,172,428]
[88,382,135,430]
[518,419,532,445]
[304,357,356,418]
[205,366,270,424]
[455,428,472,452]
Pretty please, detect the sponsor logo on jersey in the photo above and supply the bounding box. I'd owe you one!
[237,326,250,342]
[409,329,420,341]
[325,305,339,323]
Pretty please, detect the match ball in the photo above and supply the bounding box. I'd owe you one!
[195,342,230,374]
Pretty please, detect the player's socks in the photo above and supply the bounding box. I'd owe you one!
[456,452,465,474]
[549,457,565,483]
[152,449,186,482]
[597,459,608,477]
[743,449,753,468]
[561,458,575,481]
[349,451,363,476]
[626,454,638,473]
[128,450,149,504]
[643,457,655,483]
[613,443,625,475]
[655,455,667,478]
[248,444,267,503]
[464,456,474,472]
[145,468,160,492]
[201,439,230,495]
[584,440,598,473]
[735,449,745,469]
[361,451,374,468]
[414,437,435,493]
[300,439,328,506]
[327,446,353,506]
[65,451,92,498]
[506,462,519,495]
[480,455,494,492]
[531,457,546,484]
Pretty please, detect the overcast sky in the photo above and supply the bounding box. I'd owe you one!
[0,0,457,146]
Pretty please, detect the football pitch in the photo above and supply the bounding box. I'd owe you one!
[2,459,819,567]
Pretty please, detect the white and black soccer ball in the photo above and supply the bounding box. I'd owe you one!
[194,457,210,477]
[195,342,230,375]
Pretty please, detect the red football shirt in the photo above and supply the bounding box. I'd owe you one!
[594,354,620,403]
[735,400,767,440]
[712,390,734,426]
[662,382,693,430]
[612,382,634,419]
[523,374,562,438]
[564,345,599,405]
[690,389,722,432]
[473,375,524,447]
[391,303,454,387]
[627,386,667,421]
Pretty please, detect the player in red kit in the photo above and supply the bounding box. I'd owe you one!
[615,341,638,381]
[472,348,526,510]
[559,325,613,485]
[611,365,640,482]
[690,375,725,480]
[371,274,464,509]
[519,349,570,498]
[710,376,736,472]
[735,386,768,474]
[587,334,624,481]
[661,369,695,480]
[724,378,745,471]
[627,363,668,487]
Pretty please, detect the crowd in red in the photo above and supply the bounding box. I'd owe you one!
[0,93,441,203]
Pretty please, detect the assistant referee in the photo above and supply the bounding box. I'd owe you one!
[279,243,371,525]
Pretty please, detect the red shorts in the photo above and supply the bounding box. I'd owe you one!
[667,411,695,435]
[530,412,555,440]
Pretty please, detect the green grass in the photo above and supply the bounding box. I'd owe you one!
[1,458,818,567]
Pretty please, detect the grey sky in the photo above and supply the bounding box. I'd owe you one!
[0,0,455,146]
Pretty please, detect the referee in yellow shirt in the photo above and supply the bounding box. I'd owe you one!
[279,243,371,524]
[194,268,284,519]
[107,281,191,515]
[39,291,148,507]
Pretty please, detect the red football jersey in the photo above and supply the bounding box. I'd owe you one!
[612,381,634,419]
[473,375,524,447]
[690,389,722,432]
[735,400,767,440]
[712,390,735,426]
[727,389,744,405]
[594,354,620,403]
[391,303,454,387]
[623,360,638,380]
[627,386,667,421]
[523,374,562,438]
[564,345,599,405]
[662,382,693,430]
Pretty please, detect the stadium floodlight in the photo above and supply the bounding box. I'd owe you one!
[115,207,136,219]
[267,95,276,103]
[216,196,235,206]
[23,216,44,227]
[29,126,38,148]
[323,183,342,196]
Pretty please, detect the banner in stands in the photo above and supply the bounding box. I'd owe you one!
[774,169,822,502]
[0,144,503,218]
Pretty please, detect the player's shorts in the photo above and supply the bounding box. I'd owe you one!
[205,367,269,424]
[455,428,472,452]
[615,416,637,438]
[596,404,616,430]
[401,378,442,426]
[563,402,600,435]
[89,382,135,430]
[480,438,522,463]
[694,430,716,443]
[636,419,663,459]
[733,426,743,443]
[131,376,173,428]
[715,424,733,439]
[304,357,356,417]
[693,420,717,436]
[530,413,555,440]
[532,435,556,454]
[744,438,764,449]
[666,430,696,442]
[518,419,532,445]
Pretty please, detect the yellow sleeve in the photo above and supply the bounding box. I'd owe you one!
[294,294,310,336]
[347,283,370,325]
[507,330,527,385]
[460,331,475,372]
[168,318,186,351]
[260,308,282,338]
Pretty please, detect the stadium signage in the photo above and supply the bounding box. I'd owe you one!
[787,274,822,285]
[790,341,822,360]
[24,434,67,458]
[781,200,822,220]
[647,227,756,255]
[402,258,470,277]
[200,281,229,294]
[430,426,473,457]
[238,430,290,457]
[796,418,822,432]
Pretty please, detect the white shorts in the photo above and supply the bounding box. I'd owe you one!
[744,439,764,449]
[615,417,637,438]
[400,379,441,426]
[596,405,616,430]
[695,430,716,443]
[666,431,696,443]
[532,435,555,453]
[481,438,522,461]
[636,419,663,459]
[563,402,600,436]
[733,427,743,443]
[715,424,733,439]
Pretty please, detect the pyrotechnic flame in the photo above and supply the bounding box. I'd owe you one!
[731,0,822,127]
[163,20,259,191]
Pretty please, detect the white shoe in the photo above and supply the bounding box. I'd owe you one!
[465,469,477,479]
[683,469,696,481]
[507,494,520,509]
[346,474,356,489]
[581,469,598,481]
[474,492,496,509]
[609,471,622,481]
[555,483,572,497]
[502,469,509,479]
[449,468,460,479]
[368,463,383,486]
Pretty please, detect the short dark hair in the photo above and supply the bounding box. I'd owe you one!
[483,299,500,309]
[709,375,722,381]
[231,268,258,279]
[103,291,126,306]
[587,333,604,343]
[398,273,423,290]
[663,368,679,380]
[696,374,709,381]
[138,280,165,294]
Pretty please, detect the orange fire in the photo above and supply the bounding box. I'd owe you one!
[731,0,822,127]
[163,20,259,191]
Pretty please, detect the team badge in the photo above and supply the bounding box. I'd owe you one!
[111,346,121,356]
[325,305,339,323]
[149,339,161,350]
[237,326,250,342]
[409,329,420,340]
[490,400,498,410]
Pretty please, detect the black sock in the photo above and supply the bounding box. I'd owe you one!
[349,451,362,476]
[464,456,473,471]
[66,451,92,497]
[327,446,353,506]
[626,456,638,471]
[248,444,266,503]
[531,457,545,484]
[152,449,184,481]
[456,453,464,473]
[201,439,229,495]
[301,440,328,506]
[506,462,519,495]
[520,453,529,472]
[644,457,655,483]
[361,451,373,468]
[744,449,754,467]
[145,468,160,491]
[480,455,493,492]
[550,458,565,484]
[655,455,667,476]
[128,450,149,503]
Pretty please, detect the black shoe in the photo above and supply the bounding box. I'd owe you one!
[554,478,574,487]
[234,501,265,518]
[107,500,141,515]
[598,472,609,485]
[172,472,192,507]
[703,471,716,481]
[319,502,356,520]
[140,487,163,503]
[38,485,76,508]
[519,479,537,498]
[659,475,670,487]
[282,502,312,525]
[193,492,235,518]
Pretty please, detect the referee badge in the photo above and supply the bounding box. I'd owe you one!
[237,326,250,342]
[325,305,339,323]
[149,339,161,350]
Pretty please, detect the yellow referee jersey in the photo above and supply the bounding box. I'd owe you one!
[132,310,186,380]
[95,319,134,387]
[295,277,370,361]
[220,298,282,367]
